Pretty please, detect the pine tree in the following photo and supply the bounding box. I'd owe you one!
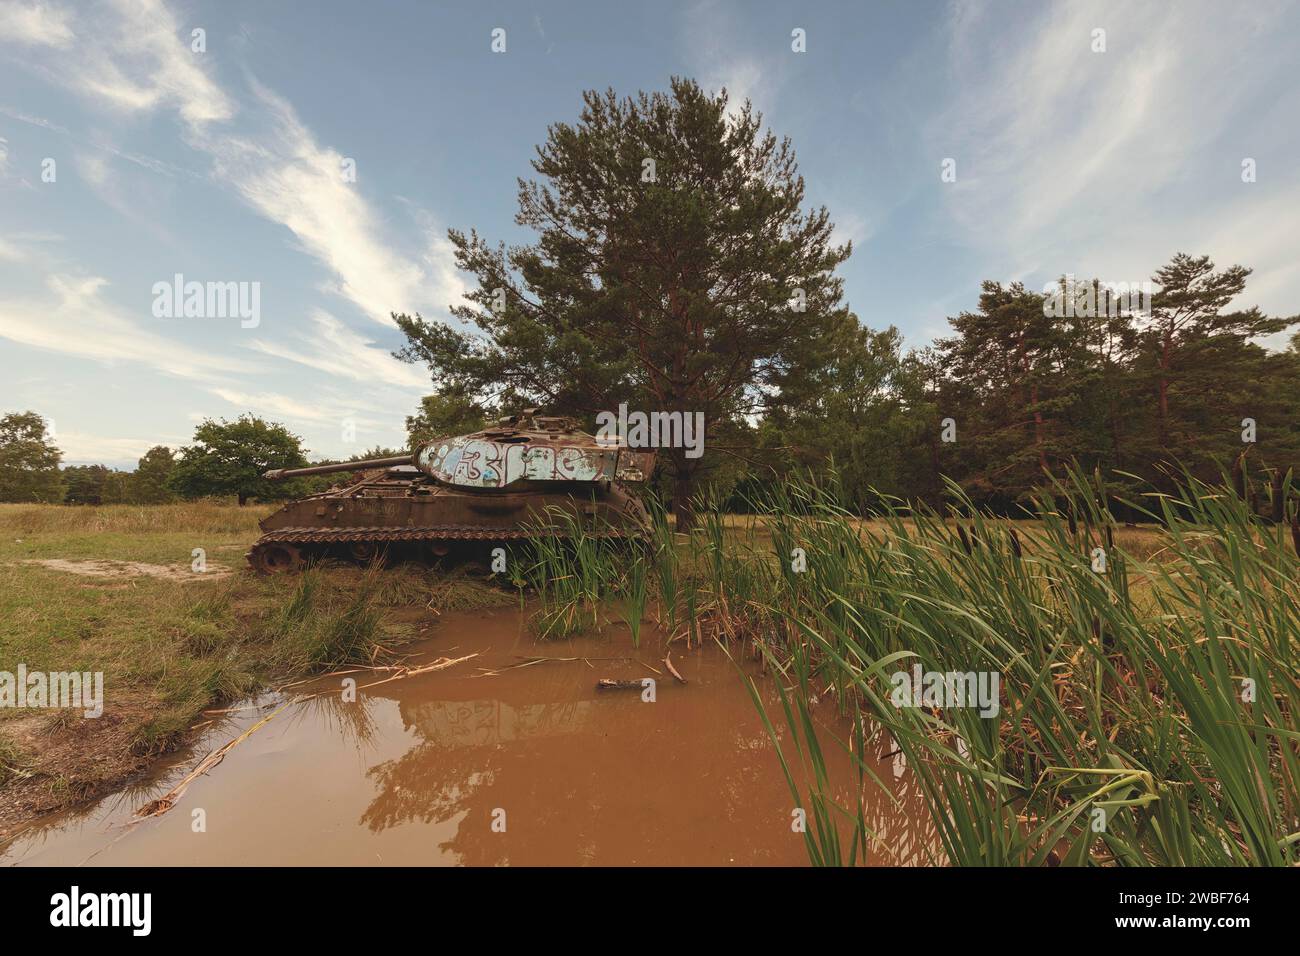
[393,78,853,529]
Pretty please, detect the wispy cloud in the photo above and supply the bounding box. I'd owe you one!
[0,0,74,48]
[248,309,429,389]
[196,80,467,326]
[0,0,466,400]
[204,384,397,454]
[57,429,178,464]
[0,230,60,262]
[40,0,233,127]
[0,272,255,380]
[0,235,27,262]
[682,0,777,115]
[0,104,67,131]
[208,387,343,425]
[1,0,466,328]
[930,0,1300,315]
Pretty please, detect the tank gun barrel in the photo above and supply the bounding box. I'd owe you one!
[263,455,414,481]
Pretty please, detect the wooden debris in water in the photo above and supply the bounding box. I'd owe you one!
[354,653,477,691]
[595,678,650,691]
[136,700,293,818]
[664,652,687,684]
[476,654,653,677]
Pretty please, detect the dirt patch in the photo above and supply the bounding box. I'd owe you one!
[0,694,170,841]
[20,559,232,581]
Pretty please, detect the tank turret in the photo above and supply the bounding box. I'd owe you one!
[262,409,655,487]
[247,409,656,573]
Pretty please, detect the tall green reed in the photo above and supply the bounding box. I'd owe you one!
[728,464,1298,866]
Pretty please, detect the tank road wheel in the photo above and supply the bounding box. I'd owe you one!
[348,540,386,565]
[248,542,305,575]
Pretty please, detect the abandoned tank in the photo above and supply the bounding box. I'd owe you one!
[246,409,656,573]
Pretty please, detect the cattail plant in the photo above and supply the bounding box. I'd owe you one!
[734,463,1298,867]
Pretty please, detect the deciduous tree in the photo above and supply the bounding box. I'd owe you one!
[0,411,64,503]
[169,416,308,506]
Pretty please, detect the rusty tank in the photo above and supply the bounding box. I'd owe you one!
[246,409,656,573]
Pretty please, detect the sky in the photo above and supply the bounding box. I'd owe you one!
[1,0,1298,468]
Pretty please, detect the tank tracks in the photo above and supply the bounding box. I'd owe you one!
[246,524,639,573]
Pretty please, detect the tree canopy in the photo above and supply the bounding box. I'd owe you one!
[132,446,177,504]
[168,415,309,506]
[0,411,64,503]
[405,388,492,447]
[394,77,855,527]
[758,253,1299,513]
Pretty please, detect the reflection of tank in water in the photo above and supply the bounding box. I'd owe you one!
[247,409,657,573]
[404,699,592,747]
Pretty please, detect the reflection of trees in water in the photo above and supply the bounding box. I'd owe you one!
[358,697,593,865]
[403,698,590,748]
[5,673,942,867]
[352,689,916,865]
[343,651,938,866]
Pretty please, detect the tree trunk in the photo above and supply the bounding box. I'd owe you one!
[237,492,249,507]
[1158,329,1172,448]
[1108,386,1124,470]
[928,427,942,505]
[1031,382,1047,472]
[673,468,696,534]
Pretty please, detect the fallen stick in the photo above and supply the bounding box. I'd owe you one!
[664,652,687,684]
[477,654,638,677]
[136,700,293,818]
[354,653,478,690]
[596,678,650,691]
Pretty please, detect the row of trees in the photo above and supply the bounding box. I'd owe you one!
[759,259,1300,512]
[392,79,1300,523]
[63,447,177,504]
[0,412,320,506]
[4,258,1296,514]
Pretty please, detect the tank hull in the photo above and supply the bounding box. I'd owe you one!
[246,467,650,573]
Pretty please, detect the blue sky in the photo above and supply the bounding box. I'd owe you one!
[2,0,1298,467]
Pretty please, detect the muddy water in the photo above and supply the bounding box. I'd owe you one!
[3,606,929,866]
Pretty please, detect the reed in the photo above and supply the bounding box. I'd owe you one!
[729,465,1299,866]
[509,463,1297,865]
[523,506,624,639]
